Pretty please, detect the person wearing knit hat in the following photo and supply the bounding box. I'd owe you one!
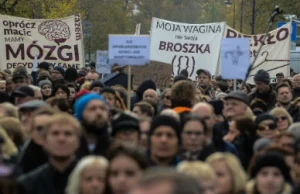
[39,79,53,100]
[255,113,278,140]
[248,151,292,194]
[51,66,65,81]
[90,81,104,94]
[249,69,276,111]
[148,115,181,166]
[38,61,50,71]
[64,67,78,83]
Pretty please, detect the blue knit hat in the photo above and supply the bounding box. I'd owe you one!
[74,93,106,120]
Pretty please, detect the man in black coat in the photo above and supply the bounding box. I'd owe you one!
[17,113,80,194]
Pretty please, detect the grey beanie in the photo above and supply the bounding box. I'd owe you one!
[38,79,52,88]
[254,69,270,84]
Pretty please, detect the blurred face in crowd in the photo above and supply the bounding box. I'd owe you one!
[223,99,247,120]
[109,155,143,194]
[256,119,278,139]
[133,106,143,117]
[31,114,52,145]
[182,120,206,151]
[91,87,102,94]
[277,135,295,153]
[102,92,116,109]
[256,167,284,194]
[41,85,52,97]
[201,180,217,194]
[223,121,240,143]
[85,72,99,83]
[275,114,289,132]
[242,86,249,94]
[143,89,158,103]
[162,90,171,108]
[13,77,28,90]
[150,126,178,163]
[139,120,150,148]
[210,160,233,194]
[20,110,34,138]
[277,87,292,105]
[255,81,270,93]
[0,81,6,92]
[6,76,13,93]
[130,181,174,194]
[51,70,63,81]
[55,88,68,99]
[68,87,76,102]
[44,123,79,159]
[192,103,216,131]
[198,72,210,88]
[82,100,109,127]
[293,75,300,88]
[277,75,284,83]
[80,163,107,194]
[115,130,139,146]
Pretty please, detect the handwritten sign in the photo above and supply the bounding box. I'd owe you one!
[109,35,150,66]
[96,50,110,74]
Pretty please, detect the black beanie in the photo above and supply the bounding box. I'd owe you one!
[250,151,291,182]
[111,112,140,136]
[254,69,270,84]
[90,81,104,90]
[100,87,116,95]
[149,115,181,144]
[174,75,188,83]
[255,113,277,127]
[65,67,78,82]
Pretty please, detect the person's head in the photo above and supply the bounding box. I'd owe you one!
[0,103,18,118]
[46,97,70,112]
[181,114,208,152]
[206,153,247,194]
[143,89,158,104]
[161,88,172,108]
[177,161,216,194]
[12,70,29,90]
[242,83,252,94]
[160,109,180,123]
[64,67,78,83]
[43,113,81,160]
[223,91,249,120]
[6,75,13,94]
[254,70,270,93]
[250,98,268,116]
[90,81,104,94]
[276,83,292,106]
[12,85,35,106]
[74,93,108,128]
[0,126,18,160]
[51,66,65,81]
[249,152,292,194]
[276,133,295,153]
[133,101,154,118]
[111,112,140,145]
[100,88,117,109]
[85,71,100,83]
[171,80,196,108]
[139,116,151,148]
[276,72,285,83]
[270,107,293,132]
[29,85,43,100]
[0,117,24,148]
[149,115,181,166]
[67,83,77,103]
[255,113,278,139]
[192,102,216,134]
[293,74,300,88]
[38,61,50,71]
[39,79,53,99]
[107,143,148,194]
[66,156,109,194]
[0,80,6,93]
[196,69,211,88]
[54,84,70,99]
[0,71,7,81]
[130,168,203,194]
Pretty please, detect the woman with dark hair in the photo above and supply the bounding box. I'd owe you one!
[107,143,148,194]
[100,88,126,111]
[53,84,70,99]
[66,83,77,107]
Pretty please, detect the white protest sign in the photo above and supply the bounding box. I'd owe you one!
[0,14,84,71]
[221,38,250,80]
[108,35,150,66]
[96,50,110,74]
[224,23,291,83]
[150,17,225,80]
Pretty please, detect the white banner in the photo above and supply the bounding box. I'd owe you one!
[0,14,84,71]
[150,17,225,80]
[96,50,110,74]
[225,23,291,83]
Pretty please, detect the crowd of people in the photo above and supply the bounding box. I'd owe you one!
[0,62,300,194]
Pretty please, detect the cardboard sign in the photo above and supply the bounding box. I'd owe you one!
[96,50,110,74]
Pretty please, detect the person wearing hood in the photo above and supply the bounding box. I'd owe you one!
[39,80,53,100]
[130,80,156,110]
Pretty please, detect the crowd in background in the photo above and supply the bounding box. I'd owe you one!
[0,62,300,194]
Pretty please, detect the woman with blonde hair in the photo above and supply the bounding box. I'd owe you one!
[0,126,18,162]
[177,161,217,194]
[270,107,293,132]
[206,152,247,194]
[66,156,109,194]
[0,103,18,118]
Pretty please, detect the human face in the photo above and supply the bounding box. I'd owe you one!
[80,164,106,194]
[41,85,52,97]
[115,130,139,146]
[143,89,158,103]
[91,87,102,94]
[255,81,270,93]
[44,123,79,158]
[223,121,240,143]
[210,160,233,194]
[51,70,63,81]
[133,106,142,117]
[242,86,249,94]
[109,155,143,194]
[0,82,6,92]
[139,120,150,147]
[102,92,116,108]
[85,73,99,82]
[277,87,292,105]
[182,120,206,151]
[256,119,278,139]
[192,105,216,131]
[31,114,51,145]
[150,126,178,160]
[201,181,217,194]
[55,88,68,99]
[198,72,210,87]
[223,99,247,120]
[277,135,295,153]
[275,114,289,131]
[82,100,108,127]
[277,76,284,83]
[256,167,284,194]
[13,78,28,89]
[68,87,76,102]
[162,90,171,107]
[293,75,300,88]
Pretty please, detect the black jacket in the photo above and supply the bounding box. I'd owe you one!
[249,87,276,110]
[293,87,300,100]
[17,162,76,194]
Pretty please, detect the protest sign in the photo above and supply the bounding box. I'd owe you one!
[150,17,225,80]
[0,14,84,71]
[96,50,110,74]
[221,38,250,80]
[108,35,150,66]
[225,23,291,83]
[131,61,172,89]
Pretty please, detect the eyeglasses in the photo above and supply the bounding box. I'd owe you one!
[183,131,204,136]
[276,116,288,122]
[257,123,277,131]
